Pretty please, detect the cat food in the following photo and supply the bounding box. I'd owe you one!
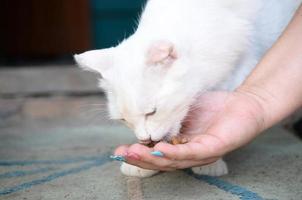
[170,136,188,145]
[146,136,188,147]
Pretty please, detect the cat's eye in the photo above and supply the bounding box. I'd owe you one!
[145,108,157,117]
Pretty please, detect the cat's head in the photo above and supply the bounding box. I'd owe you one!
[75,40,196,143]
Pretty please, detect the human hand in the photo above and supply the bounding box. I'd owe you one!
[114,90,267,171]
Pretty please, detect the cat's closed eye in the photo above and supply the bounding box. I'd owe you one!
[145,108,157,117]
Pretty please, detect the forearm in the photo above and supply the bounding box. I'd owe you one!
[238,5,302,130]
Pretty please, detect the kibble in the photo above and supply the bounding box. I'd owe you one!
[145,135,188,147]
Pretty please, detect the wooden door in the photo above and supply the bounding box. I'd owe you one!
[0,0,91,59]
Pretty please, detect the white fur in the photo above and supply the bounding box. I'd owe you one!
[121,162,159,177]
[75,0,301,177]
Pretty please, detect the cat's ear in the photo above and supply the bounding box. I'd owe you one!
[74,48,114,76]
[146,41,178,66]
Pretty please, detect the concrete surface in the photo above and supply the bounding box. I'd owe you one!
[0,66,99,95]
[0,67,301,200]
[0,97,301,200]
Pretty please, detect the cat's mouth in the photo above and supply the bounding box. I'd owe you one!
[138,133,172,145]
[139,139,158,147]
[138,136,167,147]
[139,139,152,145]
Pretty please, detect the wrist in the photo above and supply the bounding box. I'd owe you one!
[235,84,275,131]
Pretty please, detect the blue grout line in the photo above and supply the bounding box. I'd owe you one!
[185,169,264,200]
[0,155,110,196]
[0,156,104,166]
[0,167,53,179]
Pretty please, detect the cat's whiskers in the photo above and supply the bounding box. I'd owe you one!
[82,111,111,126]
[78,103,107,109]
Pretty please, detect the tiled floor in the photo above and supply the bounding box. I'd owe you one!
[0,67,301,200]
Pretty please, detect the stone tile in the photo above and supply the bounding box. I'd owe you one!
[0,118,301,199]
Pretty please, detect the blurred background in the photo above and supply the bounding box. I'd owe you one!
[0,0,301,132]
[0,0,146,66]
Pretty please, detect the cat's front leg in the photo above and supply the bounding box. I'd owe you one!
[120,162,159,178]
[191,158,228,176]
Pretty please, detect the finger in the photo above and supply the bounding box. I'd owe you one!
[126,159,175,171]
[126,143,175,169]
[169,157,219,169]
[127,155,218,171]
[113,144,171,170]
[114,145,130,156]
[114,143,218,171]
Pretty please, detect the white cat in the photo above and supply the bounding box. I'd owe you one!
[75,0,301,177]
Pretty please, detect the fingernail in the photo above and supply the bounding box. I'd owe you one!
[150,151,164,157]
[110,155,126,162]
[127,152,140,160]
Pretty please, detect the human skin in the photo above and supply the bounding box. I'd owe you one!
[114,5,302,171]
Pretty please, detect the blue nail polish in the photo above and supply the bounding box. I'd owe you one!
[151,151,164,157]
[110,155,126,162]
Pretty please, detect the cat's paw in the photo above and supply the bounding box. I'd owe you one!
[120,163,159,178]
[191,159,228,176]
